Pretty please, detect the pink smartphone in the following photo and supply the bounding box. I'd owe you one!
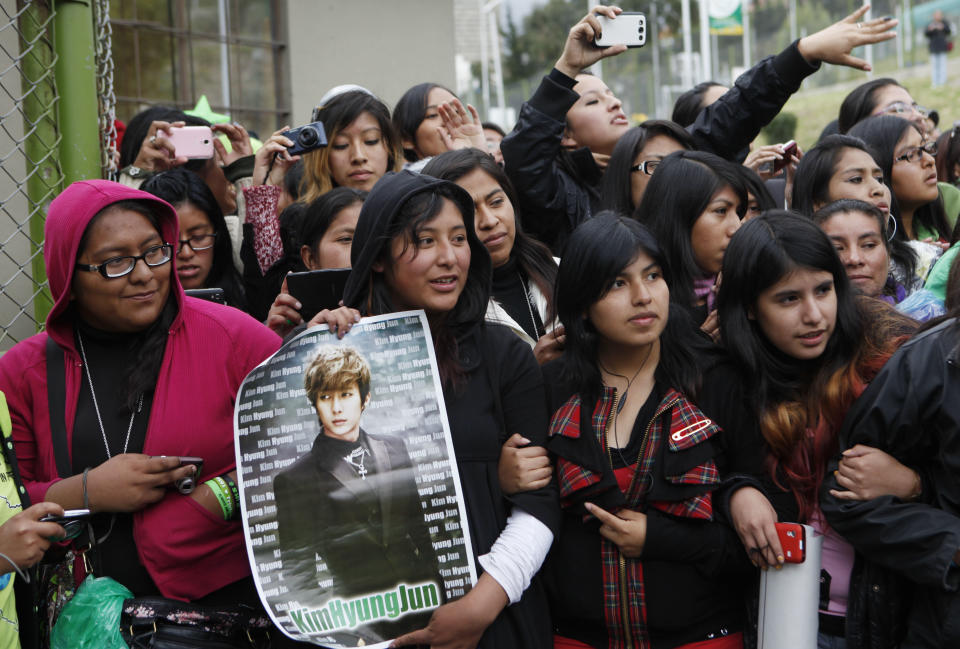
[167,126,215,159]
[772,140,798,174]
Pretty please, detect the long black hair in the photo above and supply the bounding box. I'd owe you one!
[600,120,694,215]
[392,82,456,163]
[837,77,901,134]
[422,148,558,320]
[633,150,747,307]
[298,187,367,267]
[736,165,777,217]
[791,135,920,282]
[141,168,246,310]
[717,211,861,428]
[343,172,489,387]
[936,124,960,186]
[556,213,710,405]
[849,116,950,242]
[717,212,865,518]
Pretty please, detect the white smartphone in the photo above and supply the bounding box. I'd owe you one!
[594,12,647,48]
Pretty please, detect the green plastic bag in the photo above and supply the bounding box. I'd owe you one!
[50,576,132,649]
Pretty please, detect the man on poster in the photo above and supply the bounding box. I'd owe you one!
[273,345,438,599]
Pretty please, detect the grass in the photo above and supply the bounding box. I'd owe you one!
[761,52,960,149]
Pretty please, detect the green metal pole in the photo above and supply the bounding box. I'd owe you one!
[20,0,62,327]
[53,0,101,184]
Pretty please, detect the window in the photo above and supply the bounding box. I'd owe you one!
[111,0,290,140]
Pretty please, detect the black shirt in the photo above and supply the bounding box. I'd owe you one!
[491,257,543,341]
[71,319,158,595]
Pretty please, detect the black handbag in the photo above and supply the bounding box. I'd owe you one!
[119,596,273,649]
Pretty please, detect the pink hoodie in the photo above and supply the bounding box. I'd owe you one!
[0,180,280,600]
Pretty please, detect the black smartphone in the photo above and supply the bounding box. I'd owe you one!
[41,509,91,540]
[185,288,226,305]
[174,456,204,495]
[286,268,352,322]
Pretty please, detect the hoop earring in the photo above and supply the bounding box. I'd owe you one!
[886,213,898,241]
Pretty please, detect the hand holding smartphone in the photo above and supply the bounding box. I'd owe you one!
[594,12,647,48]
[774,522,806,563]
[167,126,215,159]
[286,268,352,322]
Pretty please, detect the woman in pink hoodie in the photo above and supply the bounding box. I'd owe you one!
[0,180,280,609]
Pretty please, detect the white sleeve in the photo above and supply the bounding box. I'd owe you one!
[477,507,554,605]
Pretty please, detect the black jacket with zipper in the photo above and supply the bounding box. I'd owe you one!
[822,318,960,649]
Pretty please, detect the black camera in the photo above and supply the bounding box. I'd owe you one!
[285,121,327,156]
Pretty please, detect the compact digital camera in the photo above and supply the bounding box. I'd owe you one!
[175,457,204,495]
[285,121,328,156]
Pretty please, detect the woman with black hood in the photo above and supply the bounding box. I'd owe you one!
[307,170,560,649]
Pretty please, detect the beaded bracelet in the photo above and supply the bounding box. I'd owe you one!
[204,478,233,521]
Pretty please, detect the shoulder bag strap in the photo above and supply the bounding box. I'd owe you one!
[45,336,72,479]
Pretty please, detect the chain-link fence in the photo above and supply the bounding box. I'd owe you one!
[0,0,115,352]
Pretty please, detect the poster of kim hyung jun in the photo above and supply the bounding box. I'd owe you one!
[234,311,477,648]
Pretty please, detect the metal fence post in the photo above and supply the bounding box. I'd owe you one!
[53,0,101,184]
[20,0,62,327]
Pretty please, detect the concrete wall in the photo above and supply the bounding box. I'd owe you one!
[286,0,457,120]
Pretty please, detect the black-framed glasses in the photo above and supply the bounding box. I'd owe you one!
[630,160,660,175]
[895,140,938,165]
[75,244,174,279]
[178,232,217,253]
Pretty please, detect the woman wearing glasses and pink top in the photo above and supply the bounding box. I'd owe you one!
[0,181,282,620]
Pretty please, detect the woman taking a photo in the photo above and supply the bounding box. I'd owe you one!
[716,212,919,647]
[299,90,403,203]
[309,170,560,649]
[423,149,563,364]
[0,181,283,643]
[542,213,753,648]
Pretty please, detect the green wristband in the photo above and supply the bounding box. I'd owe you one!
[221,473,240,519]
[205,478,232,520]
[213,477,234,520]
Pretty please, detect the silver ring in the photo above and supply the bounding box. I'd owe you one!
[857,22,863,29]
[149,135,157,145]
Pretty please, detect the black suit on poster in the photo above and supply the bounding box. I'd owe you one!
[273,428,438,600]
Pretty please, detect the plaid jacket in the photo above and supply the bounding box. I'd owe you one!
[548,386,722,648]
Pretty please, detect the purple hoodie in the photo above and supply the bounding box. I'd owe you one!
[0,180,280,600]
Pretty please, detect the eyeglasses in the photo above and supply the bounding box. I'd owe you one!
[876,101,931,118]
[629,160,660,175]
[894,140,938,165]
[178,232,217,253]
[75,244,174,279]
